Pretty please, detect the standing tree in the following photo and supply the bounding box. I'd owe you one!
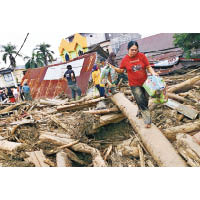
[34,43,55,66]
[1,43,21,68]
[24,52,45,69]
[173,33,200,58]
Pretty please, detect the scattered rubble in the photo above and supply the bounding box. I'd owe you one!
[0,67,200,167]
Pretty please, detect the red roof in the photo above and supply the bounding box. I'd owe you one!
[22,53,96,99]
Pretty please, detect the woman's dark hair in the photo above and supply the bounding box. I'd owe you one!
[67,65,72,70]
[127,41,139,50]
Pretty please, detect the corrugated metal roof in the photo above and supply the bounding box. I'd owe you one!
[155,63,184,76]
[116,33,181,60]
[22,52,96,99]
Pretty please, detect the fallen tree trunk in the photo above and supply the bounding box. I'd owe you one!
[83,107,119,115]
[91,113,126,132]
[0,136,23,152]
[39,134,76,146]
[57,97,105,112]
[111,92,187,167]
[0,102,26,114]
[167,93,190,103]
[177,147,199,167]
[162,120,200,141]
[56,151,72,167]
[71,143,107,167]
[167,75,200,93]
[39,99,60,106]
[176,133,200,158]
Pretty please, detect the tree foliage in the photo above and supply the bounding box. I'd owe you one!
[24,52,45,69]
[34,43,55,66]
[173,33,200,58]
[1,43,22,68]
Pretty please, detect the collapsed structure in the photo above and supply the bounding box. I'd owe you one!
[0,33,200,167]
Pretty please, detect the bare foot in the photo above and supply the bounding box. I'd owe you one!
[145,124,151,128]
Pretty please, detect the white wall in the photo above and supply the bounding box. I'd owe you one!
[84,33,106,47]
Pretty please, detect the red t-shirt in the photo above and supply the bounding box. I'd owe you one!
[120,52,150,86]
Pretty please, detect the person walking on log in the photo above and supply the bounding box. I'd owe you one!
[111,41,158,128]
[64,65,82,101]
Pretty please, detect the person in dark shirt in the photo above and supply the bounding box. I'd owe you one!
[64,65,82,101]
[22,82,32,101]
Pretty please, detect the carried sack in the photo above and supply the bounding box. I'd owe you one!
[143,75,168,104]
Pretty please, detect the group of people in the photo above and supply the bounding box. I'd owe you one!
[0,82,32,103]
[64,41,158,128]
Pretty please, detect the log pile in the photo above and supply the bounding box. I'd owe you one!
[0,67,200,167]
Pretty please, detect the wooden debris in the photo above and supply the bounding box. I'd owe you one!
[146,160,155,167]
[10,119,35,135]
[193,132,200,145]
[0,102,26,114]
[167,75,200,93]
[25,150,50,167]
[111,92,187,167]
[50,116,69,132]
[103,145,113,161]
[165,99,199,120]
[138,144,145,167]
[56,151,72,167]
[57,97,105,112]
[39,134,76,146]
[46,140,79,155]
[177,147,198,167]
[44,158,56,167]
[115,138,139,157]
[162,120,200,141]
[39,99,60,106]
[167,93,190,103]
[83,107,119,115]
[71,143,107,167]
[176,133,200,158]
[63,148,86,165]
[91,113,126,132]
[0,136,23,152]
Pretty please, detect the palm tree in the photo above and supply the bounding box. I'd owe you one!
[24,52,44,69]
[1,43,21,68]
[34,43,55,66]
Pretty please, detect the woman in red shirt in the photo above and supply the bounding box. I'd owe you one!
[111,41,158,128]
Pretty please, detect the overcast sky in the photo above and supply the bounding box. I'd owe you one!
[0,1,196,68]
[0,32,74,67]
[0,32,157,67]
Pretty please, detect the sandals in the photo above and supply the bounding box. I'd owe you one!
[145,124,151,128]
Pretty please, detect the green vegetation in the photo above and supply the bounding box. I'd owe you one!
[173,33,200,58]
[24,52,44,69]
[34,43,55,66]
[1,43,22,68]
